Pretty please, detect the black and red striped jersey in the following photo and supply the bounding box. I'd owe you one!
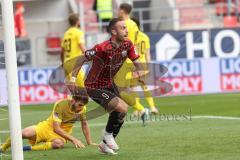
[84,38,139,89]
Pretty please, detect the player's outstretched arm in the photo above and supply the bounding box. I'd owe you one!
[53,121,85,149]
[81,120,97,146]
[71,47,98,79]
[133,59,147,84]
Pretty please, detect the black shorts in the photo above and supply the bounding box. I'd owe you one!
[86,84,120,109]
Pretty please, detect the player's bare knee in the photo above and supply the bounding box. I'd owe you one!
[58,142,64,149]
[22,126,36,138]
[52,143,64,149]
[52,139,64,149]
[116,100,128,113]
[121,101,128,112]
[22,130,31,138]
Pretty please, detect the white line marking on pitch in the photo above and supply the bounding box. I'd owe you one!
[0,118,8,121]
[158,98,239,106]
[1,154,10,157]
[1,116,239,132]
[192,116,240,120]
[0,130,10,133]
[73,115,240,128]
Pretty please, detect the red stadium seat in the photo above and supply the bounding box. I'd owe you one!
[223,15,238,27]
[46,32,61,55]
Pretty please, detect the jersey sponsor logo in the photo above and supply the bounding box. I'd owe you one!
[73,114,81,121]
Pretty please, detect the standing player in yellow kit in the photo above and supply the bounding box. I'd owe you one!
[130,17,159,115]
[61,13,86,89]
[114,3,147,123]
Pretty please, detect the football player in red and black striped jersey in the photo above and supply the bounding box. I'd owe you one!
[70,18,145,155]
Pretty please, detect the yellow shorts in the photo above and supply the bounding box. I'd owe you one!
[28,121,70,145]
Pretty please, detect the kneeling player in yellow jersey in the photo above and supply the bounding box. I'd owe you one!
[114,3,148,124]
[0,94,96,152]
[130,17,159,116]
[61,13,86,89]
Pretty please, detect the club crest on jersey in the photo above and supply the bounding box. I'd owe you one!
[121,50,127,57]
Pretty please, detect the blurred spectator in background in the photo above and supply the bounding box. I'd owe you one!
[93,0,113,32]
[14,2,27,38]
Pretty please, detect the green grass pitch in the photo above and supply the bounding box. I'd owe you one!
[1,93,240,160]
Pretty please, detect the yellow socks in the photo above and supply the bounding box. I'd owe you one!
[31,142,52,151]
[132,97,145,111]
[1,137,11,151]
[142,85,156,109]
[1,137,53,151]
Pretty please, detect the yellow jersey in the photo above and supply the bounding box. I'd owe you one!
[61,27,85,63]
[44,99,86,133]
[136,31,150,63]
[125,18,139,44]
